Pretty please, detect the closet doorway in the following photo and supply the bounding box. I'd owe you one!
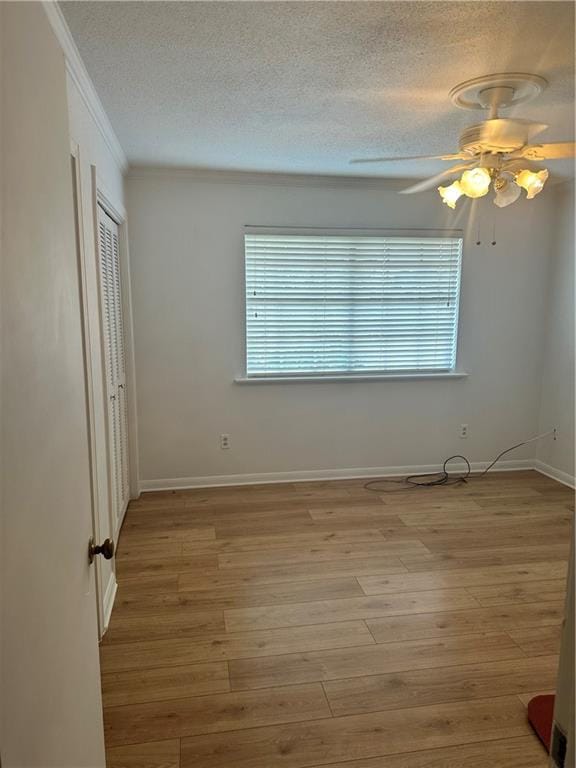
[97,205,130,532]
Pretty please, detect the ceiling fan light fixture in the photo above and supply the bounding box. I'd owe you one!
[351,74,574,209]
[459,167,492,198]
[438,180,464,209]
[515,168,549,199]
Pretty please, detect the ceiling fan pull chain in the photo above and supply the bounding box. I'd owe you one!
[491,218,497,246]
[476,219,481,246]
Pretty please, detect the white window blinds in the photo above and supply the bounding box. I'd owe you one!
[245,230,463,378]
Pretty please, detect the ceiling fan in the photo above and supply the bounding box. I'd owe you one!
[350,74,575,208]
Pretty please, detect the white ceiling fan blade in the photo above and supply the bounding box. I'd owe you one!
[501,159,532,174]
[512,142,576,160]
[399,163,476,195]
[523,121,550,141]
[500,118,549,140]
[350,153,468,165]
[477,119,549,153]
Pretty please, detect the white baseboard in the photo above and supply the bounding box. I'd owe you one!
[533,460,576,489]
[102,575,118,631]
[139,458,533,492]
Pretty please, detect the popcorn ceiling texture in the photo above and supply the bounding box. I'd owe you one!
[61,1,575,176]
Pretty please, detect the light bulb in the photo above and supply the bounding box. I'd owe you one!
[459,167,492,198]
[515,168,549,199]
[438,180,464,209]
[493,177,522,208]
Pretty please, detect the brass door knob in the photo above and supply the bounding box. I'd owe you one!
[88,537,115,564]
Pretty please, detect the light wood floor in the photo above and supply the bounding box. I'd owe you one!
[101,470,573,768]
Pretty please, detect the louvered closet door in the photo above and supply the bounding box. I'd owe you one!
[98,207,129,530]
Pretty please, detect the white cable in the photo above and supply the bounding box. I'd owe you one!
[517,428,557,445]
[365,427,559,492]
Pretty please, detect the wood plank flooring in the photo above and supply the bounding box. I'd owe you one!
[101,470,573,768]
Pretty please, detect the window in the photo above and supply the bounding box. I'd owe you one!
[244,228,463,379]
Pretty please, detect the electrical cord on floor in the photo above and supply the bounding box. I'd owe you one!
[363,429,557,493]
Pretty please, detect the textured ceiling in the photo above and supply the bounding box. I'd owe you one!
[61,1,575,177]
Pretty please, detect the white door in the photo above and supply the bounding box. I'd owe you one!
[1,3,105,765]
[98,206,130,532]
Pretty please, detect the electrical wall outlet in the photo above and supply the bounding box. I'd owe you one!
[220,433,231,450]
[459,424,469,439]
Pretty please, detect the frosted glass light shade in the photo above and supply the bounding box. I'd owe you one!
[438,180,464,209]
[459,167,491,198]
[494,179,522,207]
[515,168,549,199]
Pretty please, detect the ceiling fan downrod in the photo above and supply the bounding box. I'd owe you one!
[477,85,517,119]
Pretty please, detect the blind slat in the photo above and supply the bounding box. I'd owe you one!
[245,232,462,377]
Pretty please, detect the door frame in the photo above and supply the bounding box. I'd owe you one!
[71,155,140,638]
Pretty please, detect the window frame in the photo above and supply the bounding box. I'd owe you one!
[239,226,466,383]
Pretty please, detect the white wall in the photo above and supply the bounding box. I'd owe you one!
[537,181,575,485]
[1,3,105,764]
[127,170,557,486]
[68,73,125,203]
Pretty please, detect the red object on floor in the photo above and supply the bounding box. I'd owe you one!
[528,694,556,751]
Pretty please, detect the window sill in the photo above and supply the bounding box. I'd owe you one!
[234,372,468,384]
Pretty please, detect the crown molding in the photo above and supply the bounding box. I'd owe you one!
[127,164,575,189]
[126,165,416,190]
[43,1,128,172]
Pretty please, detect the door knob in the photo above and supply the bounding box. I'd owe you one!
[88,537,115,564]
